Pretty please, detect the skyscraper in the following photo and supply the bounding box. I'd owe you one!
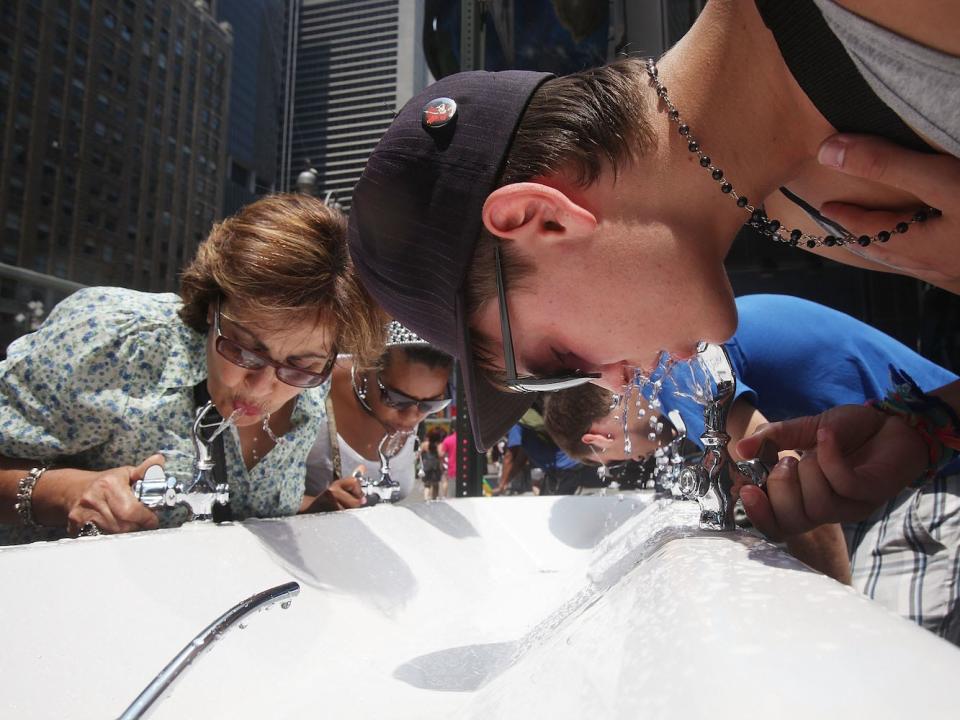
[280,0,430,210]
[217,0,286,217]
[0,0,231,347]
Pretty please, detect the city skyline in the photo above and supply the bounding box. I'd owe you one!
[0,0,232,349]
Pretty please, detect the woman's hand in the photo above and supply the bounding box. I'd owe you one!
[65,454,164,536]
[304,465,367,513]
[817,133,960,294]
[736,404,927,539]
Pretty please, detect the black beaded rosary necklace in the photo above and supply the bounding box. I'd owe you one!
[644,59,941,249]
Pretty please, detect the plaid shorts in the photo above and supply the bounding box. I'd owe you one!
[844,471,960,645]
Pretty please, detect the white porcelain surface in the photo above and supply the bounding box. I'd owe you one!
[1,495,957,719]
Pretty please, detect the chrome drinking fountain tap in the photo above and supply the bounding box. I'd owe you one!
[364,433,403,504]
[132,400,231,521]
[676,343,776,531]
[350,433,406,505]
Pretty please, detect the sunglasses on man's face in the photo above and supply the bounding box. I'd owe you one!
[214,298,337,389]
[376,373,452,414]
[494,244,600,392]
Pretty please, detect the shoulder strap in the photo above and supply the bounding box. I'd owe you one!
[192,380,228,491]
[754,0,933,153]
[325,393,341,481]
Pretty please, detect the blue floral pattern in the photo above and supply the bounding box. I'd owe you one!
[0,288,328,545]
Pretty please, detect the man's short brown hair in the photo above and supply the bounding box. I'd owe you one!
[465,57,655,351]
[543,383,615,461]
[179,193,386,367]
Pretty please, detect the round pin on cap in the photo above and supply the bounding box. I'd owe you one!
[422,97,457,129]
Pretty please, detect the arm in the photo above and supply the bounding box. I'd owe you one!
[301,468,366,513]
[497,448,516,494]
[736,404,928,538]
[815,134,960,294]
[0,454,162,534]
[728,399,852,583]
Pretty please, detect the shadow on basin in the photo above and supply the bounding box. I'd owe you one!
[548,495,640,549]
[404,501,479,539]
[394,641,516,692]
[743,535,818,574]
[243,513,418,613]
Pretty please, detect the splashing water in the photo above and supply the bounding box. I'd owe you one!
[380,429,414,459]
[619,383,633,457]
[208,408,243,443]
[616,346,720,461]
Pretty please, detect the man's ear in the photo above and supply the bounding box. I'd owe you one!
[581,431,614,450]
[481,182,597,246]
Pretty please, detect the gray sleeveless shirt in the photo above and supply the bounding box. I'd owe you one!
[814,0,960,158]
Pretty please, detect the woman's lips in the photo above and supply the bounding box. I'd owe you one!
[233,399,264,417]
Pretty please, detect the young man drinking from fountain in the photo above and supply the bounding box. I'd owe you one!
[543,294,960,644]
[347,1,960,545]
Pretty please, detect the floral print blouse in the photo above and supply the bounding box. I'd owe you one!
[0,287,328,545]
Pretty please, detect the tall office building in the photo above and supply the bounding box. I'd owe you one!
[0,0,231,347]
[217,0,286,217]
[279,0,430,209]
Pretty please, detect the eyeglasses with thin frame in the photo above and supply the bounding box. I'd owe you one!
[495,244,600,392]
[376,372,452,414]
[214,298,337,388]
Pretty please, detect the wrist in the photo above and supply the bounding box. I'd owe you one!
[869,367,960,482]
[29,468,97,527]
[14,467,48,528]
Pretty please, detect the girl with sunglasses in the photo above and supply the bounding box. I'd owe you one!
[0,194,384,544]
[305,322,453,507]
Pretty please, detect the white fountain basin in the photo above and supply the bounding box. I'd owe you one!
[1,495,957,719]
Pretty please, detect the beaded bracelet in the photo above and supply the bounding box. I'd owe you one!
[14,466,48,528]
[868,366,960,483]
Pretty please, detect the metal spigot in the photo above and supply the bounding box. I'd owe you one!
[119,581,300,720]
[132,401,232,522]
[360,434,402,504]
[677,343,773,530]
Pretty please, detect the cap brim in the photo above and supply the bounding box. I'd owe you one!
[454,293,535,452]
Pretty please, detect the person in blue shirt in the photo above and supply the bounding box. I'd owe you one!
[496,403,597,496]
[544,294,960,644]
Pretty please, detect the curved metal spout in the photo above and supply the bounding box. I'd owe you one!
[677,344,764,531]
[118,581,300,720]
[377,432,394,485]
[189,400,218,485]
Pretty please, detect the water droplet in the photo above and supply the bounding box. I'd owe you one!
[238,622,248,630]
[281,600,292,610]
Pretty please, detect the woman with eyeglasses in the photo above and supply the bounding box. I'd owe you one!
[304,322,453,508]
[0,193,384,545]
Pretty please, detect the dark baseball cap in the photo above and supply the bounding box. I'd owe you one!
[348,69,553,451]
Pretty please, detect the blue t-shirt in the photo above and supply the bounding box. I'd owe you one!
[507,424,580,471]
[660,294,958,453]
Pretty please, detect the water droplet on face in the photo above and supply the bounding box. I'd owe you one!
[208,408,243,443]
[648,432,657,441]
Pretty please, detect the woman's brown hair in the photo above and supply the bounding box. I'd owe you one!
[179,193,385,366]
